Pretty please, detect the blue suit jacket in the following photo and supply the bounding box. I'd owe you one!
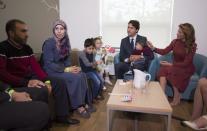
[119,34,147,62]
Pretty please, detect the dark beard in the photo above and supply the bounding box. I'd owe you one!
[13,36,27,45]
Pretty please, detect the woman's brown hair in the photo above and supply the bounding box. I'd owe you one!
[179,23,195,53]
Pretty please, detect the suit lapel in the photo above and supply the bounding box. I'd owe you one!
[136,34,140,43]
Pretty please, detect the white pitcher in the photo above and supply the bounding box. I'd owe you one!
[133,69,151,89]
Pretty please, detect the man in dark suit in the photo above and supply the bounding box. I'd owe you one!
[115,20,147,79]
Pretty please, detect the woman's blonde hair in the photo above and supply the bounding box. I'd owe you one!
[179,23,195,53]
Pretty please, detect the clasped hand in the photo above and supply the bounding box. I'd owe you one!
[129,55,141,62]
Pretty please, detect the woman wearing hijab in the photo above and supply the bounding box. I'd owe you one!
[42,20,94,118]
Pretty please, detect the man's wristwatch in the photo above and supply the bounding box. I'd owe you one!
[5,88,15,101]
[44,80,51,84]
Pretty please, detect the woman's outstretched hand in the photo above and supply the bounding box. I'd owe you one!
[147,41,154,49]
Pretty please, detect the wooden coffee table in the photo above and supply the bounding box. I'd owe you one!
[107,80,172,131]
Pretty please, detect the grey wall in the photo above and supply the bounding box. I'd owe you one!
[0,0,59,53]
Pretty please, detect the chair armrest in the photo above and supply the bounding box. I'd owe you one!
[114,53,120,64]
[200,66,207,78]
[148,57,159,81]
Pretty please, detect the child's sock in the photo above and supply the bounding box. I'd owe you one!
[105,76,112,85]
[103,86,107,90]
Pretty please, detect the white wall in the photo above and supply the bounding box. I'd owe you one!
[60,0,100,50]
[60,0,207,55]
[172,0,207,55]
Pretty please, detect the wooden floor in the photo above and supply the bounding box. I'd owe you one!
[51,79,195,131]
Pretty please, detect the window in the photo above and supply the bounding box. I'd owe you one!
[101,0,174,48]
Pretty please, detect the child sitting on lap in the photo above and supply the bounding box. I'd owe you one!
[127,41,154,72]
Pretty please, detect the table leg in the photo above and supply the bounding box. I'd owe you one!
[167,113,172,131]
[134,115,138,131]
[107,108,112,131]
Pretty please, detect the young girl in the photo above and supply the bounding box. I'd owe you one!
[94,37,112,86]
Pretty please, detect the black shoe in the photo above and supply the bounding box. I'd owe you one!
[56,117,80,125]
[67,118,80,125]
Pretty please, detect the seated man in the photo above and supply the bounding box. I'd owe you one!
[183,77,207,130]
[115,20,147,79]
[0,19,79,125]
[0,82,50,131]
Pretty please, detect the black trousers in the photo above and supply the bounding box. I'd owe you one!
[48,76,70,118]
[14,86,49,103]
[17,76,71,118]
[0,87,50,131]
[0,76,70,130]
[115,62,130,79]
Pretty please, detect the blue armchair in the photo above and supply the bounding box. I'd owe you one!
[150,53,207,100]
